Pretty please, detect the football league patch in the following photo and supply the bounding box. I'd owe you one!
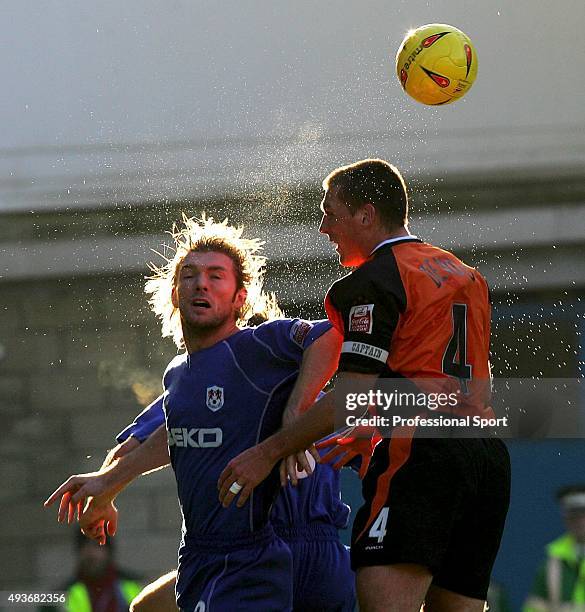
[290,320,313,347]
[206,386,224,411]
[349,304,374,334]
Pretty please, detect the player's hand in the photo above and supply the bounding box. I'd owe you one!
[218,443,276,509]
[43,471,115,522]
[278,406,321,486]
[79,499,119,546]
[316,426,382,479]
[279,446,319,487]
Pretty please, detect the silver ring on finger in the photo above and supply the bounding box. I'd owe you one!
[229,481,243,494]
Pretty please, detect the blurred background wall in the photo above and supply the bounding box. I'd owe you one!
[1,2,584,609]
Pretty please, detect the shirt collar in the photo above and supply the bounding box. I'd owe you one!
[370,234,418,255]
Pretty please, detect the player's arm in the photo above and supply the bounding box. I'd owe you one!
[278,370,378,455]
[219,370,378,506]
[279,326,343,482]
[78,434,163,543]
[104,436,141,465]
[73,437,142,543]
[254,319,342,483]
[282,326,343,419]
[220,274,399,506]
[81,409,170,544]
[44,424,170,523]
[46,395,168,538]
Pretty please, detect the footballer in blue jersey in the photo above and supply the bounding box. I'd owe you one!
[163,317,335,611]
[45,216,349,612]
[118,390,356,612]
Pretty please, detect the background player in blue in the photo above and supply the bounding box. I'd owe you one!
[45,215,352,611]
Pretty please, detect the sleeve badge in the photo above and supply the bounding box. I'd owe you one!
[290,320,313,347]
[348,304,374,334]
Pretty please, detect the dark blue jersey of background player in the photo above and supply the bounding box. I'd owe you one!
[269,444,355,612]
[118,318,356,611]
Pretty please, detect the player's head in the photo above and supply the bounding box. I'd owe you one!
[557,485,585,543]
[75,530,113,579]
[320,159,408,266]
[146,214,282,349]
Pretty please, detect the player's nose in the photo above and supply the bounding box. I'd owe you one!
[318,215,329,234]
[193,273,209,291]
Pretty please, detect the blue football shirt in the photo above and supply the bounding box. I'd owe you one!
[117,319,341,538]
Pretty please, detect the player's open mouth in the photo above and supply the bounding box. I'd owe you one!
[192,299,211,309]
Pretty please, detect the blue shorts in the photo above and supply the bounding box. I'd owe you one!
[177,525,292,612]
[277,523,356,612]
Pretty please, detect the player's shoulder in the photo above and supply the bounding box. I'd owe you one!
[163,352,188,378]
[251,317,328,349]
[328,245,406,305]
[423,241,488,282]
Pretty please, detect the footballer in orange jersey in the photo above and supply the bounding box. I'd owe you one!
[219,159,510,612]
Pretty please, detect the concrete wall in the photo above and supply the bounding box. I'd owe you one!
[0,274,180,590]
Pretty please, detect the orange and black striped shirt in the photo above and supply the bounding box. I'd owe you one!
[324,236,491,410]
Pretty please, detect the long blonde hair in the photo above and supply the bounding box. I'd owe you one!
[145,214,283,349]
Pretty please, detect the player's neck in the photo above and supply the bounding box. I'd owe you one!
[183,322,240,353]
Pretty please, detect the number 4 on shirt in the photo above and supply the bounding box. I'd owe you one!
[369,507,389,543]
[442,303,472,393]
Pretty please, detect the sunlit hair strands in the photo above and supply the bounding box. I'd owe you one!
[145,214,283,349]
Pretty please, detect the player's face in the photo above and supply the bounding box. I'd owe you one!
[78,540,111,578]
[319,188,368,267]
[565,510,585,543]
[172,251,247,332]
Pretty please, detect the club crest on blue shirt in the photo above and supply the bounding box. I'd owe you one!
[206,385,224,411]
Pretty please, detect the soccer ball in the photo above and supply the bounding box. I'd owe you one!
[395,24,477,105]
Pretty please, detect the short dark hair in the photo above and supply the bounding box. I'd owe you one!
[323,158,408,230]
[557,484,585,510]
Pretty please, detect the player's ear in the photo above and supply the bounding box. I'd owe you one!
[234,287,247,311]
[171,285,179,308]
[361,202,376,226]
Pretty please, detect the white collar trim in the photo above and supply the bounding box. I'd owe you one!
[370,235,418,255]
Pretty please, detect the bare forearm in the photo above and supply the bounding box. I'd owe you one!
[100,425,170,497]
[218,371,381,508]
[264,390,337,462]
[285,327,342,418]
[263,369,380,462]
[102,437,140,469]
[45,425,170,513]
